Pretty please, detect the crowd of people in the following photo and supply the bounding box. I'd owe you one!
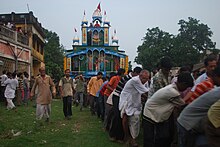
[0,70,33,111]
[0,22,25,34]
[1,54,220,147]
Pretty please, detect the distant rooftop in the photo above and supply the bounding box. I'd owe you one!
[0,11,45,38]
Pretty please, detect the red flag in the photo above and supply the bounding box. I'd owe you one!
[74,28,77,32]
[97,3,101,11]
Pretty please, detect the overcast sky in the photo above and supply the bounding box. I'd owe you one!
[1,0,220,66]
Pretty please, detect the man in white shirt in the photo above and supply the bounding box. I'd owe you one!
[59,69,75,120]
[119,70,150,147]
[143,72,194,147]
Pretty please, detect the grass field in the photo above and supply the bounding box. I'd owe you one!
[0,99,143,147]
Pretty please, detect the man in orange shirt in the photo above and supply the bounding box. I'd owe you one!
[103,68,125,129]
[87,72,103,115]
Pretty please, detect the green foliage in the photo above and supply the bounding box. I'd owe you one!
[135,27,174,71]
[44,29,64,82]
[177,17,215,53]
[135,17,216,71]
[172,17,216,66]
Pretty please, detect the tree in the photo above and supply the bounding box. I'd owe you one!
[135,27,174,71]
[135,18,216,70]
[172,17,216,66]
[44,29,64,83]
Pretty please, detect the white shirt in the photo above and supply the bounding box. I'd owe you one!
[143,83,185,123]
[0,74,8,86]
[73,78,76,89]
[191,72,208,92]
[4,78,18,99]
[119,76,149,116]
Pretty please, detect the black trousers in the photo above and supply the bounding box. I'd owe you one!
[143,116,174,147]
[63,96,72,117]
[89,95,99,115]
[108,94,124,140]
[205,118,220,147]
[0,86,6,101]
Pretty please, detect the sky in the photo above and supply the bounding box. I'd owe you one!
[1,0,220,67]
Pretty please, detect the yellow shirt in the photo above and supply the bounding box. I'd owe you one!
[87,76,103,97]
[208,99,220,128]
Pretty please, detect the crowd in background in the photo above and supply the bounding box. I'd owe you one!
[0,70,33,110]
[1,54,220,147]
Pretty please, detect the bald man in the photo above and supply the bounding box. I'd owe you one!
[119,70,150,146]
[31,66,56,122]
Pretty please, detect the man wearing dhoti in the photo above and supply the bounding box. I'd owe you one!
[31,66,56,122]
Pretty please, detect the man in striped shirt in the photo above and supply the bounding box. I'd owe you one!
[183,54,217,102]
[184,64,220,104]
